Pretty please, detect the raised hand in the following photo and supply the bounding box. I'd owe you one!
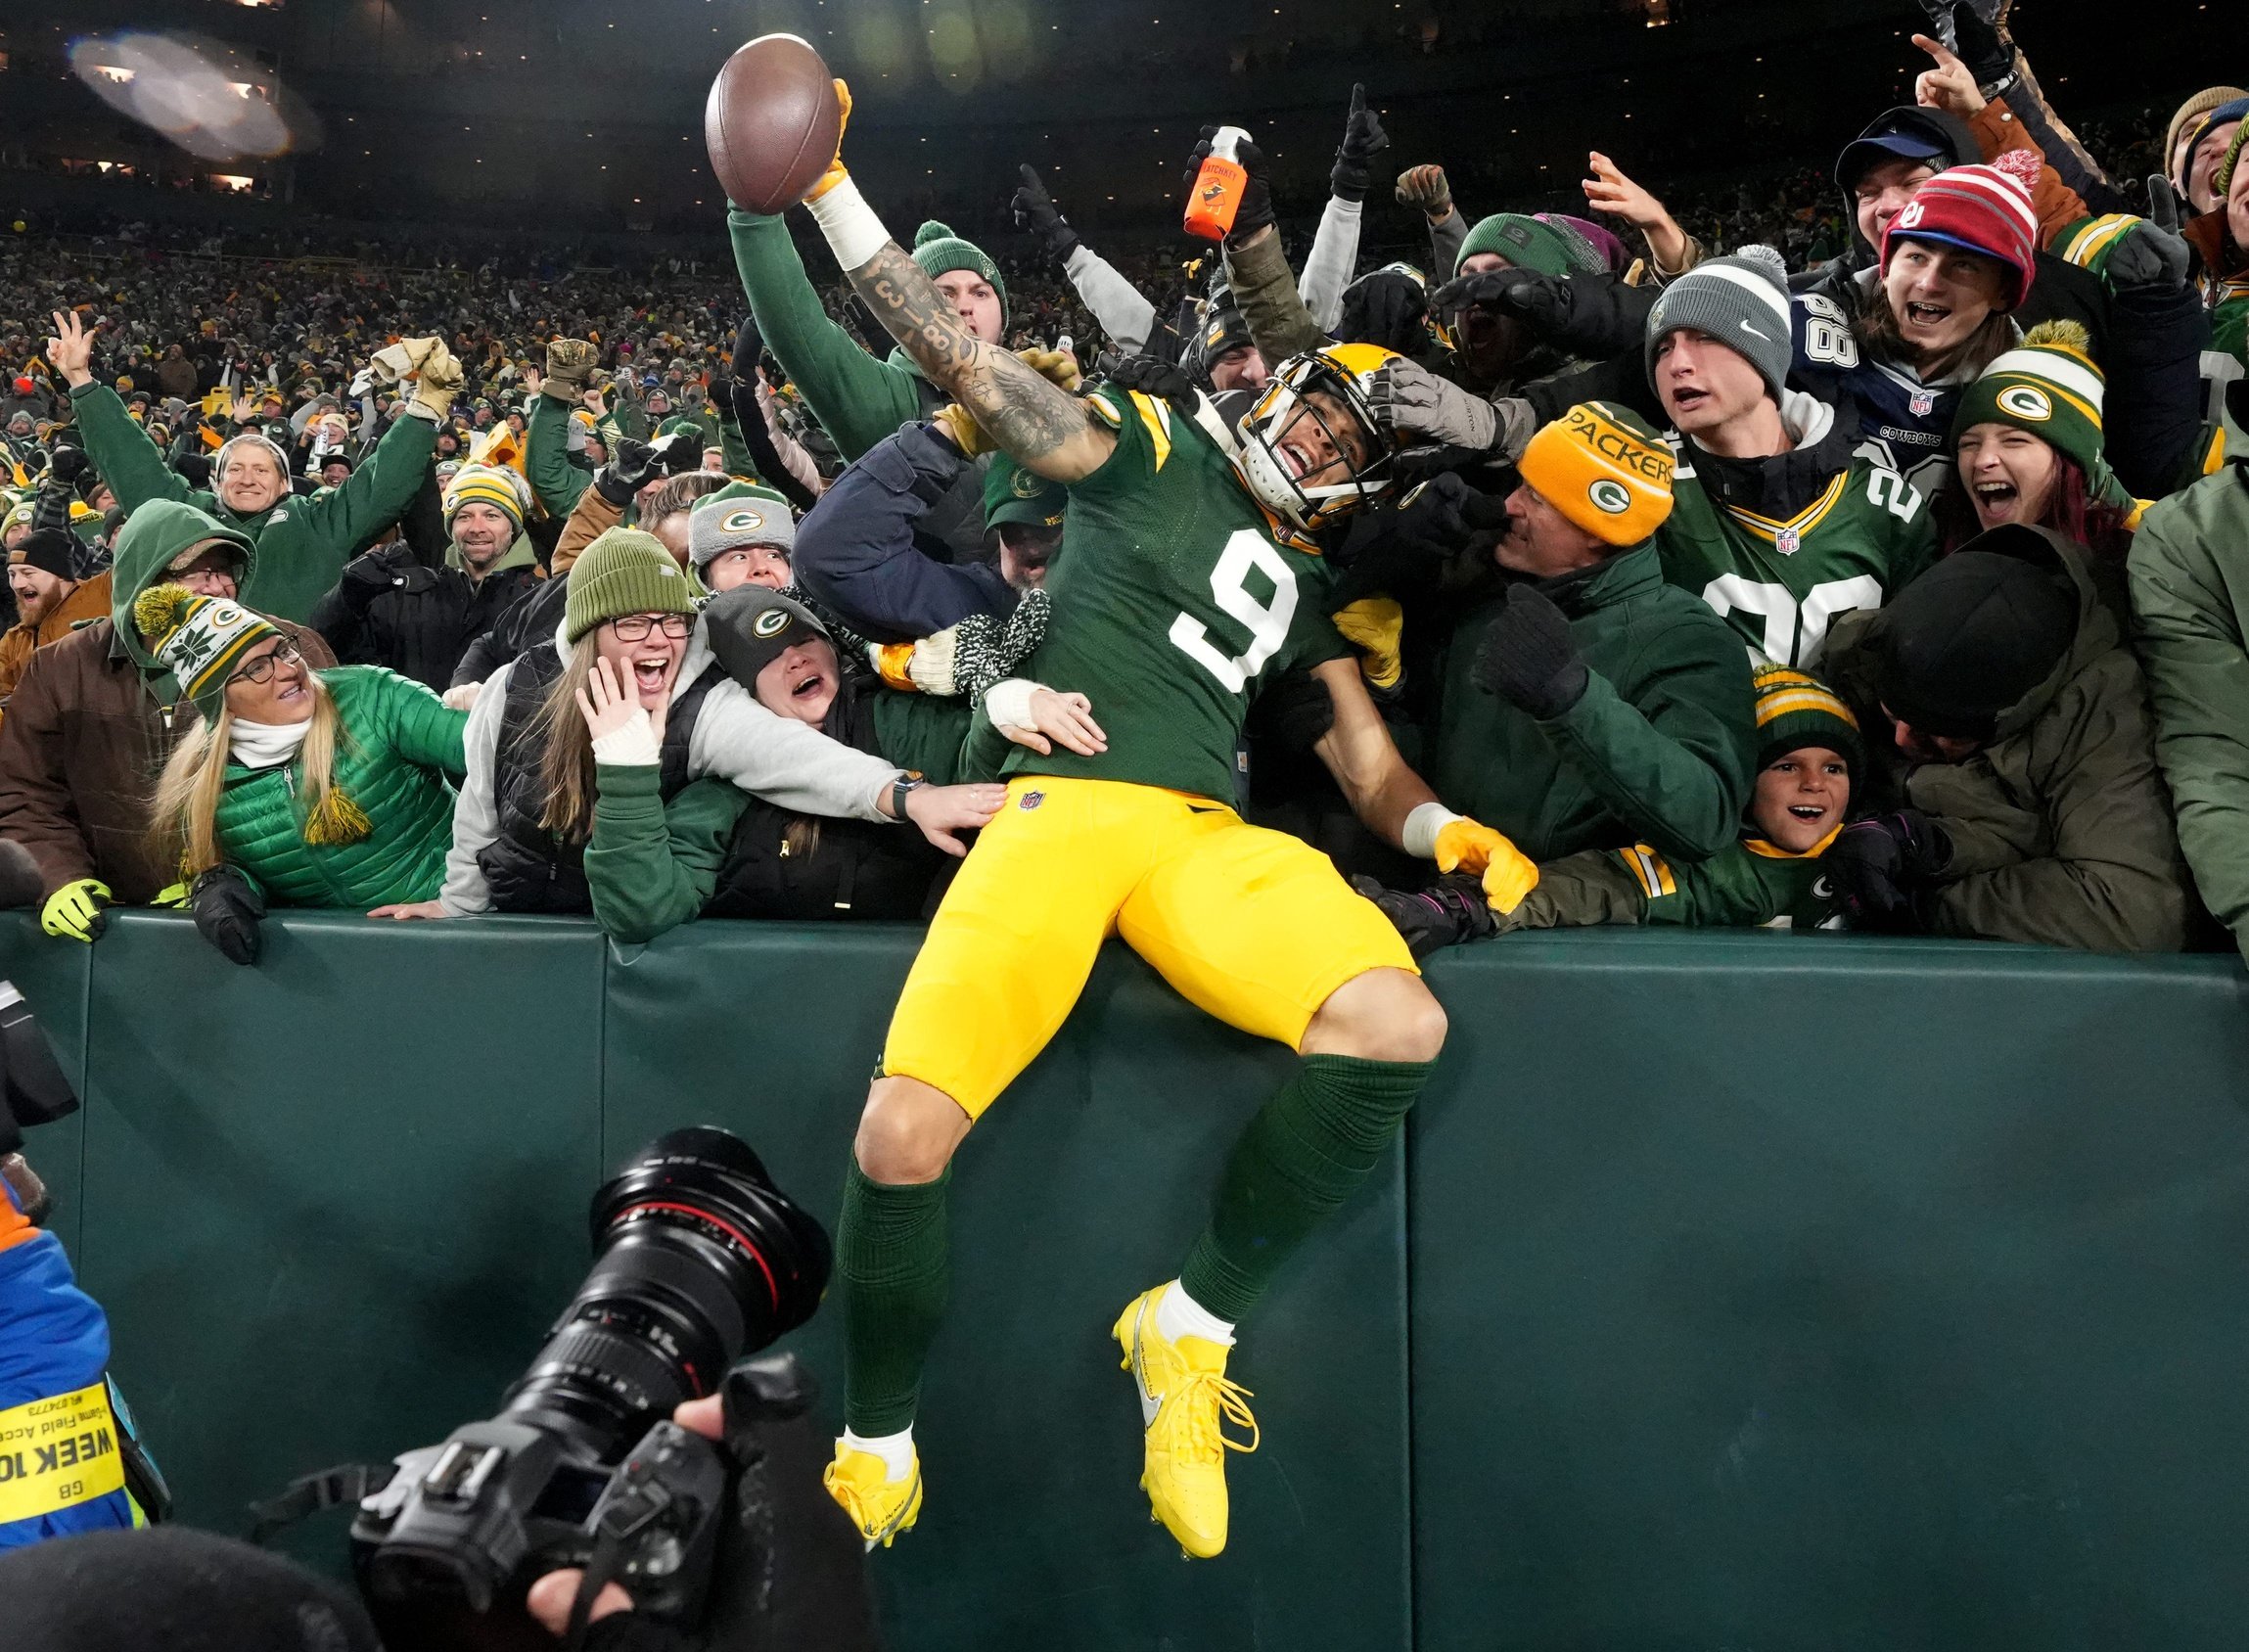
[1910,31,1986,116]
[45,310,94,388]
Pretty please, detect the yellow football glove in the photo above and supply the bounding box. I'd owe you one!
[1016,346,1082,393]
[1433,818,1540,915]
[40,877,112,942]
[804,79,855,203]
[868,641,918,693]
[931,402,993,458]
[1333,596,1403,691]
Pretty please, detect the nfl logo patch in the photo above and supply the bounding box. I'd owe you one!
[1775,527,1802,557]
[1908,389,1937,418]
[1019,790,1044,811]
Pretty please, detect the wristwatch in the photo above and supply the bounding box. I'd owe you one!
[890,773,927,822]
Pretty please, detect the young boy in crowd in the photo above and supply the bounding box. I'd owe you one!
[1362,665,1860,950]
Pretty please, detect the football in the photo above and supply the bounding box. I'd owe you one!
[703,33,844,215]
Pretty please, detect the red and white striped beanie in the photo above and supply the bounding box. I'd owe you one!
[1880,149,2042,310]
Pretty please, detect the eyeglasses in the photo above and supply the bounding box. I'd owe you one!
[227,639,302,687]
[608,614,692,642]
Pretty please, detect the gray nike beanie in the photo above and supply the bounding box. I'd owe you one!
[1644,244,1794,405]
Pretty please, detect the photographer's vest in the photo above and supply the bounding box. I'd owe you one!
[478,652,723,913]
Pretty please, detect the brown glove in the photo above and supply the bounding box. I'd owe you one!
[1395,163,1453,222]
[543,338,598,403]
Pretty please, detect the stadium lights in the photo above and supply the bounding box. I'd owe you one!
[1644,0,1672,24]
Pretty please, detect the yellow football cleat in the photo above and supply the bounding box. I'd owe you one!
[822,1440,924,1551]
[1113,1286,1261,1559]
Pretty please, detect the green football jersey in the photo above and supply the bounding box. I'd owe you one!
[1004,387,1346,803]
[1655,449,1936,670]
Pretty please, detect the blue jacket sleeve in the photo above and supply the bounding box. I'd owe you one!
[791,422,1016,643]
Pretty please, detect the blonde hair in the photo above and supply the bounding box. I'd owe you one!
[150,671,347,878]
[533,636,602,846]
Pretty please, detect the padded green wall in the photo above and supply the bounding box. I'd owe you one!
[7,912,2247,1649]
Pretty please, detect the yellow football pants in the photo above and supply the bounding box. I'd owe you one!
[882,776,1416,1118]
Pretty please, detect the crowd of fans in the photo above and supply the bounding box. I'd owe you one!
[2,0,2248,1633]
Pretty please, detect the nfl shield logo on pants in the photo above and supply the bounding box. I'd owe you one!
[1908,389,1937,417]
[1775,527,1802,557]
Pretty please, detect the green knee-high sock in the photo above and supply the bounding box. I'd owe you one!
[1180,1053,1432,1323]
[838,1160,951,1437]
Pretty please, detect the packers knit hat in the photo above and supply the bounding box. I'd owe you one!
[1644,244,1793,404]
[564,528,698,643]
[703,586,829,691]
[912,221,1008,325]
[1875,538,2077,740]
[2167,88,2247,185]
[1949,319,2110,484]
[1882,151,2042,310]
[441,463,528,532]
[1454,212,1605,280]
[984,455,1068,532]
[9,526,77,581]
[131,583,282,722]
[1751,663,1861,773]
[687,482,796,570]
[1515,400,1675,547]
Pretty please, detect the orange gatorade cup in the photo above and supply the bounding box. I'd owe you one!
[1184,125,1253,242]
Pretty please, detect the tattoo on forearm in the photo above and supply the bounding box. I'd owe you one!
[849,244,1085,460]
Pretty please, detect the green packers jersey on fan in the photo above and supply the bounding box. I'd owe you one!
[1655,448,1937,669]
[1002,386,1347,803]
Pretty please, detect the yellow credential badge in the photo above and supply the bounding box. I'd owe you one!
[0,1382,125,1522]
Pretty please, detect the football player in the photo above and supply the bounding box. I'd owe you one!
[788,104,1533,1559]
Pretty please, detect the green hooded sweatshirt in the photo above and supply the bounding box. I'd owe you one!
[70,383,436,624]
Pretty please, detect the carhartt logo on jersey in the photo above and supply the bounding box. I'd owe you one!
[1908,389,1938,418]
[1996,385,2052,422]
[1019,790,1044,810]
[1588,479,1632,515]
[751,608,790,639]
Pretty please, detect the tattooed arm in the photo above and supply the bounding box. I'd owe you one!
[803,174,1115,483]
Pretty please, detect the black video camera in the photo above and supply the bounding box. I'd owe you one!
[349,1127,831,1652]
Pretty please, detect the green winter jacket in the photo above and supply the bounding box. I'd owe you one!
[525,389,592,521]
[1490,835,1840,934]
[69,383,436,623]
[1426,544,1758,864]
[1828,525,2191,952]
[213,665,468,908]
[729,211,927,463]
[2129,456,2249,961]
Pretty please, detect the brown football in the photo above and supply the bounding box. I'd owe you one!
[704,34,843,215]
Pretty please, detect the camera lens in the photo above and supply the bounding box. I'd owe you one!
[501,1127,831,1459]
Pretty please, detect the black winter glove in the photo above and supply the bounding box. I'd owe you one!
[190,865,264,967]
[1472,582,1589,719]
[597,436,663,507]
[1012,164,1081,263]
[1334,472,1506,606]
[1184,128,1274,247]
[1244,666,1335,754]
[1351,873,1497,958]
[2108,177,2191,292]
[1338,270,1429,357]
[1100,352,1201,419]
[1919,0,2017,94]
[729,313,763,385]
[1329,83,1390,205]
[653,429,704,476]
[574,1354,879,1652]
[338,540,417,608]
[1823,809,1954,934]
[47,445,88,485]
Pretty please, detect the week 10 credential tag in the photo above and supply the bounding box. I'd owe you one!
[0,1382,126,1522]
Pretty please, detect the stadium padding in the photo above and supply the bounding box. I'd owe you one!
[7,911,2246,1648]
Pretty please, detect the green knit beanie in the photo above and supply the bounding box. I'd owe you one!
[983,455,1067,531]
[1454,212,1604,279]
[1751,663,1862,775]
[1949,320,2133,509]
[911,221,1008,328]
[564,528,699,643]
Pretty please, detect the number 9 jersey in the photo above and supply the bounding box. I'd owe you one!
[1000,385,1349,805]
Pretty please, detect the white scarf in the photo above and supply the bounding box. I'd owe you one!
[230,716,312,771]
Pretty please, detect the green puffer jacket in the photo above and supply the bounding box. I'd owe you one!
[2129,452,2249,961]
[1828,525,2192,953]
[1425,544,1758,864]
[69,384,436,623]
[1489,835,1841,934]
[215,666,468,908]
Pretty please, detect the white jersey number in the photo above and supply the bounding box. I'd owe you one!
[1701,574,1885,668]
[1798,293,1859,368]
[1170,528,1301,693]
